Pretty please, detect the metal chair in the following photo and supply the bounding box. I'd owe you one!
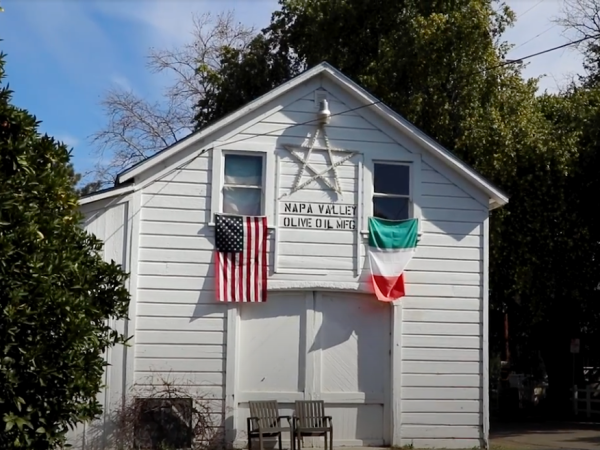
[247,400,293,450]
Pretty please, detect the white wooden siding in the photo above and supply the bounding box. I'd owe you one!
[68,200,130,449]
[135,84,488,448]
[236,292,391,446]
[136,155,226,435]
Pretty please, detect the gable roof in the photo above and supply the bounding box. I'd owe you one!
[83,62,508,209]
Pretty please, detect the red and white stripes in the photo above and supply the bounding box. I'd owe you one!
[216,216,267,302]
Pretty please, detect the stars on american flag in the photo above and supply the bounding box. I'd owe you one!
[215,214,243,253]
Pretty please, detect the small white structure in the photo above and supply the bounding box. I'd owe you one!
[76,63,508,449]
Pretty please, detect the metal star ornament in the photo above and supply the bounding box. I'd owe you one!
[280,123,358,199]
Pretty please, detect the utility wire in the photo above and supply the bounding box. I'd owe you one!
[133,32,600,187]
[443,33,600,85]
[106,31,600,189]
[513,24,559,52]
[505,33,600,66]
[189,33,600,158]
[519,0,545,19]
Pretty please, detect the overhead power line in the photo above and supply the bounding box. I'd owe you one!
[513,24,560,52]
[214,33,600,151]
[504,33,600,67]
[130,31,600,188]
[161,31,600,170]
[519,0,545,19]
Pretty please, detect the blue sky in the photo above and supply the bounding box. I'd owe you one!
[0,0,586,183]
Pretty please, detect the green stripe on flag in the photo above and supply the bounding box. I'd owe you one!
[368,217,419,249]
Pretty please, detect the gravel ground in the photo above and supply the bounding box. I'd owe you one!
[490,421,600,450]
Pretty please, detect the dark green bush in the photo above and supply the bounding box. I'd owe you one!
[0,51,130,449]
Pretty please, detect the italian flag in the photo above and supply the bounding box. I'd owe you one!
[367,217,419,302]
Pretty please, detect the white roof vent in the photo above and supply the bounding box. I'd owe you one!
[314,90,328,110]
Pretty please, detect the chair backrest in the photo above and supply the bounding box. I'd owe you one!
[294,400,325,428]
[249,400,279,429]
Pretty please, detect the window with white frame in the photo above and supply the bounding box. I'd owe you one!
[222,153,264,216]
[372,162,410,220]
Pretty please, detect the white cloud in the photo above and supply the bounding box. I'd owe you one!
[111,75,132,92]
[97,0,276,50]
[9,1,118,86]
[95,0,196,48]
[114,0,583,95]
[92,0,277,99]
[56,134,80,149]
[5,0,586,101]
[93,0,587,96]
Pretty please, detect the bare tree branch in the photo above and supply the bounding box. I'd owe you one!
[557,0,600,42]
[554,0,600,86]
[89,10,256,187]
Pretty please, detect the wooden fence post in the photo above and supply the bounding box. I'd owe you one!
[573,385,578,416]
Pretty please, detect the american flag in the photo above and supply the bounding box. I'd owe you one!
[214,214,268,302]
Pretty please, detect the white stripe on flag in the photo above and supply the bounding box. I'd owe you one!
[368,247,415,278]
[226,252,232,302]
[248,217,255,302]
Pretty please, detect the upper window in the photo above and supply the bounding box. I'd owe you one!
[373,163,410,220]
[222,153,264,216]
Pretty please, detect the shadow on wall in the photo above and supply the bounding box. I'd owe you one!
[310,293,391,444]
[273,91,487,243]
[235,291,391,445]
[189,220,279,313]
[82,378,227,450]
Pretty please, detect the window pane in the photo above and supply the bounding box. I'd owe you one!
[224,154,263,186]
[223,187,262,216]
[374,163,409,195]
[373,197,409,221]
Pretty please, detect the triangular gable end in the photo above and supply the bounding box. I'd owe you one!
[87,62,507,209]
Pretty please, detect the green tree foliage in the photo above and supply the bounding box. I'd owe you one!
[0,52,131,448]
[194,33,299,129]
[65,163,103,197]
[195,0,600,411]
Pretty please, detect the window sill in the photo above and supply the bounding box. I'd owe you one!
[359,230,423,238]
[208,221,276,232]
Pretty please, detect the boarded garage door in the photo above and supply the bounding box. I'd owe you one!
[237,291,391,447]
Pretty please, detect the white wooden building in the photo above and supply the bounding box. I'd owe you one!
[76,63,508,449]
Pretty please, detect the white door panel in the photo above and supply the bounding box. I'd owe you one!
[236,291,391,447]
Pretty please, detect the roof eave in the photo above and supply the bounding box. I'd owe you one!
[489,197,509,211]
[78,182,134,206]
[113,61,509,209]
[116,63,334,185]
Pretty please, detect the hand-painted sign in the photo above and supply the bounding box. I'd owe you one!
[280,202,357,230]
[283,202,356,217]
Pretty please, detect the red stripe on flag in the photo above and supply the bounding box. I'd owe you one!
[245,218,253,302]
[229,253,234,302]
[370,272,406,302]
[237,247,243,302]
[253,217,260,302]
[259,218,267,302]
